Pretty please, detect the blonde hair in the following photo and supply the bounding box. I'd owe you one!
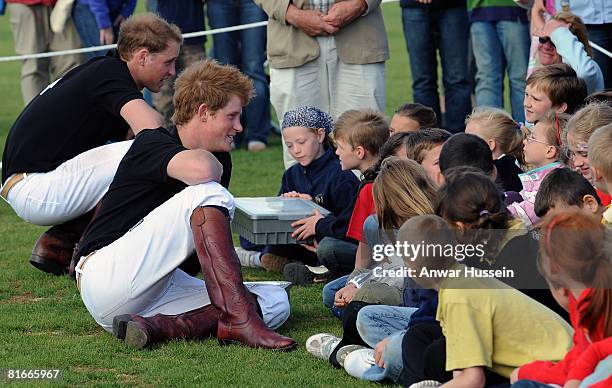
[373,157,436,229]
[117,13,183,60]
[172,60,253,125]
[526,64,587,114]
[552,12,593,58]
[588,123,612,182]
[334,109,389,156]
[466,107,525,164]
[566,102,612,145]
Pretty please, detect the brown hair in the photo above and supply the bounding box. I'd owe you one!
[588,123,612,182]
[436,167,509,258]
[566,102,612,145]
[362,132,414,182]
[466,107,525,164]
[172,60,253,125]
[394,103,438,129]
[334,109,389,156]
[117,13,183,60]
[552,12,593,58]
[526,63,587,114]
[373,157,436,229]
[539,210,612,337]
[399,215,458,276]
[404,128,451,163]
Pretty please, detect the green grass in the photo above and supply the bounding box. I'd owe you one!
[0,4,508,386]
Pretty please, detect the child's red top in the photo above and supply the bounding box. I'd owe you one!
[518,288,606,385]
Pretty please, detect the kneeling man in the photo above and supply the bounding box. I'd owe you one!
[73,60,296,351]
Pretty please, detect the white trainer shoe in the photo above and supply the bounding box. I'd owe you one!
[336,344,367,367]
[235,247,261,268]
[408,380,442,388]
[344,348,376,379]
[306,333,341,360]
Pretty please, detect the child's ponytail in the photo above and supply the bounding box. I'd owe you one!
[581,254,612,337]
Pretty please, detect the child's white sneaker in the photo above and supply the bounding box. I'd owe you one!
[335,344,367,367]
[408,380,442,388]
[306,333,341,360]
[343,348,376,378]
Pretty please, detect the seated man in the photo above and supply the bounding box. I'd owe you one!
[73,60,297,351]
[0,13,181,275]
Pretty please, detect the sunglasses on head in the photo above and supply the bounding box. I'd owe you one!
[538,36,555,46]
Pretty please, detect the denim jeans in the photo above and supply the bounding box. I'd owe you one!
[510,380,552,387]
[207,0,270,145]
[72,2,119,60]
[322,275,348,318]
[586,23,612,89]
[401,6,471,132]
[470,20,530,122]
[353,305,417,382]
[316,237,357,276]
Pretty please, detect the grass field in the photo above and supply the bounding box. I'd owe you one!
[0,4,455,386]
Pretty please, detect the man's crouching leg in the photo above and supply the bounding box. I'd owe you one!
[190,206,297,351]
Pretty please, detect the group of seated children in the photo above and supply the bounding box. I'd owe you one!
[232,55,611,387]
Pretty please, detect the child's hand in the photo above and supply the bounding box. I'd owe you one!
[282,191,313,201]
[334,284,358,307]
[510,367,520,383]
[300,240,318,253]
[291,209,324,240]
[374,337,390,368]
[563,380,580,388]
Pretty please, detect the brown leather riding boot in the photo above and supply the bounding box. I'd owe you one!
[112,305,220,349]
[190,206,297,351]
[30,208,96,275]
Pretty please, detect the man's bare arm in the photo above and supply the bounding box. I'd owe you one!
[167,149,223,186]
[120,99,165,135]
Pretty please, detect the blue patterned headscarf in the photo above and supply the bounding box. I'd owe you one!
[281,106,334,134]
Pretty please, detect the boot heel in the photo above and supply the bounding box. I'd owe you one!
[124,321,150,349]
[112,315,132,340]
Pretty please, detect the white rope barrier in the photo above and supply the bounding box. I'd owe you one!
[0,0,609,62]
[590,41,612,60]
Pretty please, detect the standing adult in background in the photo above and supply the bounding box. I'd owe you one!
[72,0,136,60]
[469,0,530,122]
[6,0,82,104]
[254,0,388,169]
[207,0,271,152]
[542,0,612,89]
[153,0,207,125]
[399,0,471,133]
[0,13,177,276]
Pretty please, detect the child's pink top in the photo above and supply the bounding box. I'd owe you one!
[508,162,562,226]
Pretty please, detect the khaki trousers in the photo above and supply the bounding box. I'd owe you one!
[8,3,82,104]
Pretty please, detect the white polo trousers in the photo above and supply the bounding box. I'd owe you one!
[76,182,290,332]
[270,35,386,169]
[4,140,133,226]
